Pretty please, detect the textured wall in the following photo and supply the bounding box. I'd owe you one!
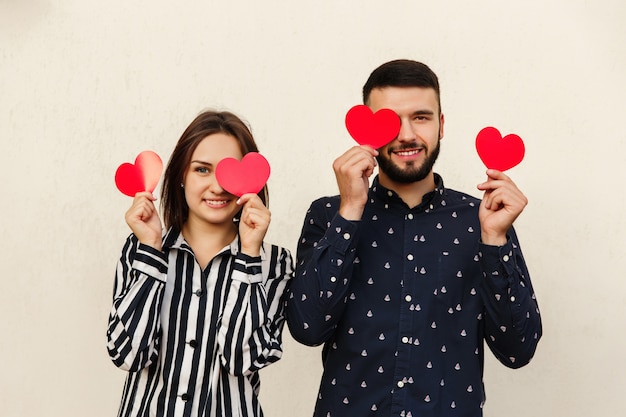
[1,0,625,416]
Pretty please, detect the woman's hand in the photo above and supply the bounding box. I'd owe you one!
[125,192,163,251]
[237,193,270,257]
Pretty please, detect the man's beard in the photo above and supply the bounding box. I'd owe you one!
[376,139,441,184]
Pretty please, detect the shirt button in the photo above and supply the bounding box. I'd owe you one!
[405,295,412,302]
[503,255,510,262]
[397,381,404,388]
[407,254,414,261]
[343,233,351,240]
[330,276,337,283]
[387,191,393,197]
[510,296,516,302]
[181,393,190,402]
[195,289,204,297]
[402,336,409,344]
[189,340,198,348]
[407,213,414,220]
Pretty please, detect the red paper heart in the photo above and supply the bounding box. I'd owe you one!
[115,150,163,197]
[345,105,400,148]
[215,152,271,197]
[475,127,525,171]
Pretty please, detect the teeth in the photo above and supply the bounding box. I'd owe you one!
[396,150,420,156]
[206,200,228,206]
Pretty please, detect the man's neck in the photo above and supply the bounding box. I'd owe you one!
[378,171,437,209]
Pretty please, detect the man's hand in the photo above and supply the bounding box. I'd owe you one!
[333,146,378,221]
[477,169,528,246]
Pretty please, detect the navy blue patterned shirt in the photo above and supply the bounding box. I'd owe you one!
[286,174,541,417]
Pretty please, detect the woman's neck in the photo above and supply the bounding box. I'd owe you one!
[181,217,238,269]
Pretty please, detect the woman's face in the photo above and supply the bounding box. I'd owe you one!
[182,133,243,228]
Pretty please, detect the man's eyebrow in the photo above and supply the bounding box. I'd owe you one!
[412,109,435,116]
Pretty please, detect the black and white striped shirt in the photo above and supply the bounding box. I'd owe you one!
[107,228,294,417]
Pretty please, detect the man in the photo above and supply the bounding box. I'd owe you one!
[286,59,542,417]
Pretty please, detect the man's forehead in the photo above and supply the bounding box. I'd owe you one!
[368,86,439,111]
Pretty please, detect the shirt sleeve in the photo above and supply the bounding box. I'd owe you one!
[218,245,294,376]
[478,228,542,368]
[286,200,359,346]
[106,234,168,372]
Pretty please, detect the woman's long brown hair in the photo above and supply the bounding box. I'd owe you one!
[161,110,268,231]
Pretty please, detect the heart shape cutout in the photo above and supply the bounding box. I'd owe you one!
[115,150,163,197]
[345,105,400,148]
[475,127,525,171]
[215,152,271,197]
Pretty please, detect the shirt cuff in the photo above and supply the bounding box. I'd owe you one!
[479,237,518,281]
[232,252,263,284]
[132,243,168,283]
[322,213,359,254]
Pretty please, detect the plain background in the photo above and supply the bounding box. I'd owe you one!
[1,0,625,416]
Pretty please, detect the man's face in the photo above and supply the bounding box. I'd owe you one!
[368,86,444,184]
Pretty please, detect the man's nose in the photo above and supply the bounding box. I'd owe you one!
[397,119,414,142]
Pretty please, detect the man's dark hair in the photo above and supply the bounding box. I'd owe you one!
[362,59,441,113]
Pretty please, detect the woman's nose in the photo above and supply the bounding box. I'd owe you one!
[208,175,226,194]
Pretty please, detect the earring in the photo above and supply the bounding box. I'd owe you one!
[180,183,184,188]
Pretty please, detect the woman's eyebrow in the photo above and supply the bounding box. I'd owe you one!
[190,160,213,166]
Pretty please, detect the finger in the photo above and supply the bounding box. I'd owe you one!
[241,206,270,224]
[133,191,157,202]
[477,176,521,193]
[140,204,156,221]
[336,151,377,176]
[347,145,379,158]
[478,179,506,191]
[136,198,156,214]
[358,145,379,157]
[478,169,515,188]
[484,191,504,211]
[238,193,264,207]
[129,206,152,224]
[481,189,493,210]
[335,146,378,168]
[334,151,363,171]
[128,199,158,223]
[243,214,270,230]
[240,213,270,235]
[128,195,157,215]
[485,169,510,181]
[484,186,527,212]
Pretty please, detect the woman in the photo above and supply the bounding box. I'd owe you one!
[107,110,293,417]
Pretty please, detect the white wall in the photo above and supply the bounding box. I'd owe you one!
[1,0,625,416]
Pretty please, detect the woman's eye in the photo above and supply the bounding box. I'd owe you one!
[195,166,209,174]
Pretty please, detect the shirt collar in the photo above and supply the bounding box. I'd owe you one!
[162,228,267,260]
[370,173,447,212]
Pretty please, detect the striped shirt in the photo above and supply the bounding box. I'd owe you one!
[107,228,294,417]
